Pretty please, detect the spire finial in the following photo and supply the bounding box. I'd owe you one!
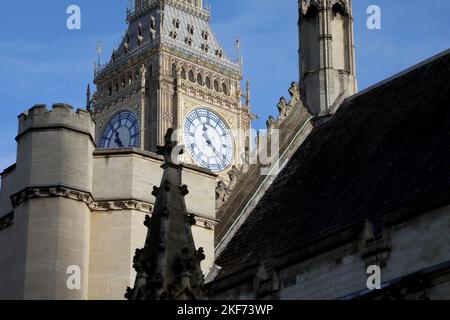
[86,84,91,113]
[96,40,103,66]
[235,34,241,63]
[125,129,208,301]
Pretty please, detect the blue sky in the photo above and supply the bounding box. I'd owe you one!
[0,0,449,171]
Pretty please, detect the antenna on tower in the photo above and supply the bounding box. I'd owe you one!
[96,40,103,66]
[235,35,241,63]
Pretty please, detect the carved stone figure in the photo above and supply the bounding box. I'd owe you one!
[288,81,300,105]
[277,97,289,122]
[216,180,229,208]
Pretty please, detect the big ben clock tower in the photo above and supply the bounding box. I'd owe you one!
[92,0,252,176]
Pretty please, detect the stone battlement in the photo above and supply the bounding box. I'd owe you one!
[17,104,95,141]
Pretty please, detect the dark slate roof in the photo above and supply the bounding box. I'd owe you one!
[215,49,450,281]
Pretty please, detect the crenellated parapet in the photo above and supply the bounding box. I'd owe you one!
[17,103,95,143]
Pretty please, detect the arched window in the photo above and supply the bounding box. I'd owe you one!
[304,4,318,20]
[128,76,133,85]
[181,68,187,79]
[205,77,211,89]
[188,70,195,82]
[197,74,203,86]
[214,80,219,92]
[222,83,228,95]
[172,64,177,77]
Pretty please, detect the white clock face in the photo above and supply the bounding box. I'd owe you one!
[100,110,140,149]
[183,108,234,172]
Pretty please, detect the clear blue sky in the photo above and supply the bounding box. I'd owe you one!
[0,0,449,171]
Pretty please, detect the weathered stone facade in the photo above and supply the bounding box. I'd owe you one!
[0,104,217,300]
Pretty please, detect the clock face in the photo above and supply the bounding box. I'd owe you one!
[183,108,234,173]
[100,110,140,149]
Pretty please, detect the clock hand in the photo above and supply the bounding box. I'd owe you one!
[114,131,124,148]
[201,125,224,160]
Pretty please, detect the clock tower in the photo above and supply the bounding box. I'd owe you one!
[92,0,252,176]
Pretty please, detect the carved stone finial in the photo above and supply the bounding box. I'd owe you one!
[126,128,207,300]
[156,128,184,165]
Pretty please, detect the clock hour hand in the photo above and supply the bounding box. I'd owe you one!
[202,125,224,160]
[114,131,124,148]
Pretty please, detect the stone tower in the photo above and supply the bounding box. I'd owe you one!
[12,104,95,299]
[92,0,252,176]
[298,0,357,115]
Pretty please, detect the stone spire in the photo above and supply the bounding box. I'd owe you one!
[125,129,208,300]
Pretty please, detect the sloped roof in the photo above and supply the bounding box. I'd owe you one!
[215,49,450,280]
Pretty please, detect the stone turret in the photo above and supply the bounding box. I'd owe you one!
[299,0,357,115]
[126,129,208,300]
[12,103,95,299]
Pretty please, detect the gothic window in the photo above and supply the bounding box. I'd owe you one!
[170,30,178,40]
[128,76,133,85]
[108,86,112,96]
[197,74,203,86]
[201,43,210,53]
[135,72,140,80]
[202,30,209,41]
[185,37,193,46]
[188,70,195,82]
[172,64,177,77]
[332,3,347,17]
[205,77,211,89]
[215,49,224,59]
[214,80,219,92]
[181,68,187,79]
[115,83,119,92]
[121,80,126,88]
[173,18,180,29]
[187,24,195,36]
[222,83,229,95]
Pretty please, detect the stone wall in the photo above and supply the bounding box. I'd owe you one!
[213,204,450,300]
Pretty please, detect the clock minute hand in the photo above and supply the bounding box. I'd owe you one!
[202,126,222,159]
[114,132,124,148]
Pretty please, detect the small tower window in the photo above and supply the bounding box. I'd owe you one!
[214,80,219,92]
[188,70,195,82]
[170,30,178,40]
[185,37,193,46]
[201,43,209,53]
[181,68,187,79]
[128,76,133,85]
[173,18,180,29]
[187,24,195,35]
[202,30,209,41]
[115,83,119,92]
[205,77,211,89]
[222,83,228,95]
[215,49,224,59]
[197,74,203,86]
[108,86,112,96]
[172,64,177,77]
[135,72,140,80]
